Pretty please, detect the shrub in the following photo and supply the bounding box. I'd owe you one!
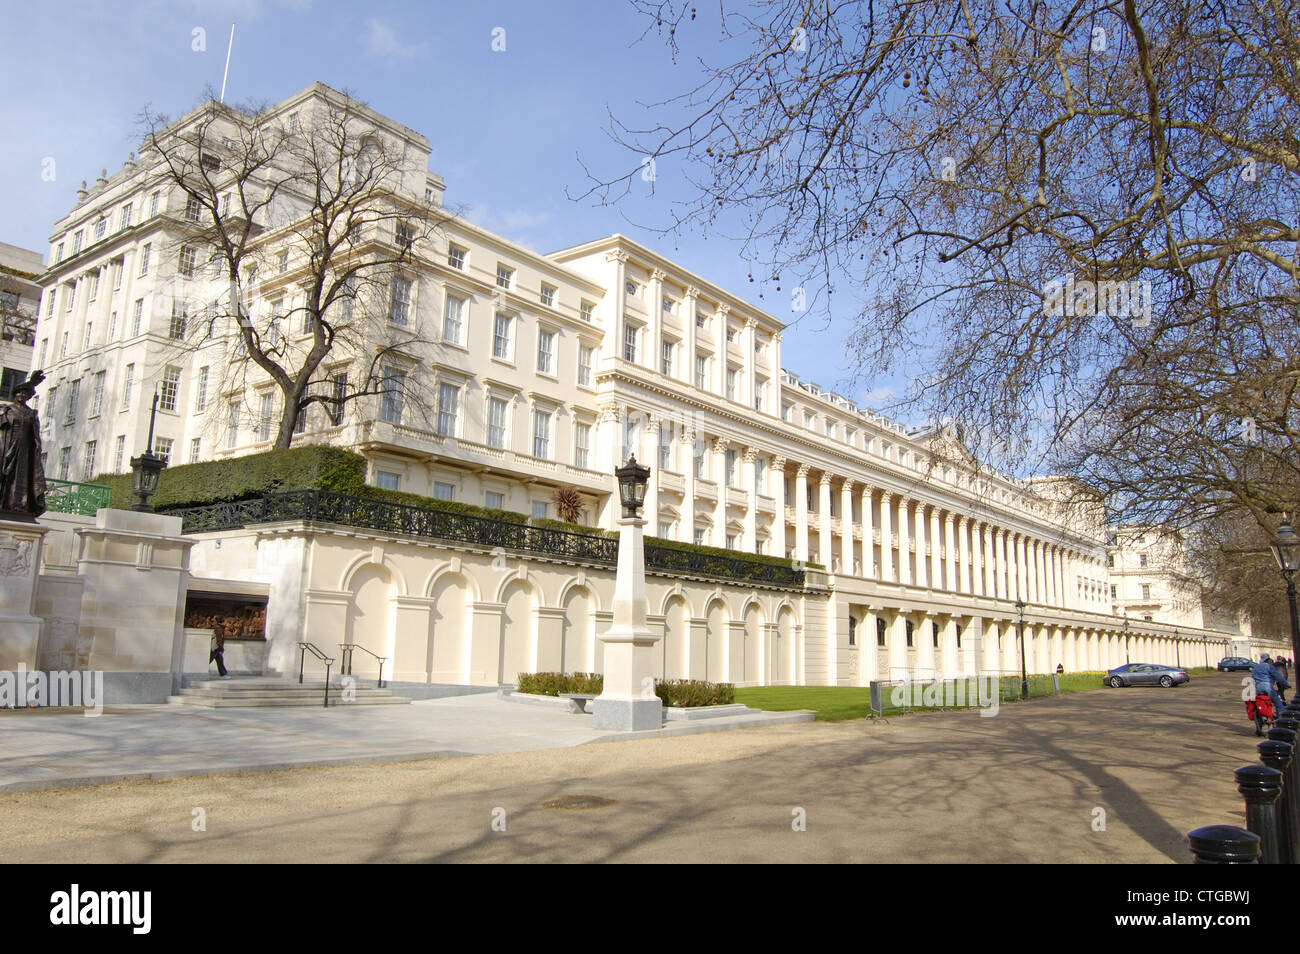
[515,672,603,696]
[655,679,735,708]
[554,484,583,523]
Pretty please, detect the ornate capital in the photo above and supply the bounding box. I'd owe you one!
[712,437,730,453]
[840,478,854,494]
[679,427,696,445]
[604,249,628,264]
[684,286,699,299]
[716,303,731,317]
[651,268,667,282]
[742,447,758,463]
[796,463,810,478]
[596,402,621,424]
[819,473,833,487]
[771,456,786,470]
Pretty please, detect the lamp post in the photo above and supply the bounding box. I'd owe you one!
[1123,609,1131,664]
[1269,516,1300,672]
[1173,627,1180,670]
[591,456,663,731]
[129,387,166,512]
[1016,598,1028,700]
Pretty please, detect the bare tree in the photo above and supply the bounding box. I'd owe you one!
[581,0,1300,539]
[140,86,450,448]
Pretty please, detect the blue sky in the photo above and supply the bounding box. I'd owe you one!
[0,0,911,419]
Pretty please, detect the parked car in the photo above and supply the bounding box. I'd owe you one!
[1217,656,1254,672]
[1104,663,1190,688]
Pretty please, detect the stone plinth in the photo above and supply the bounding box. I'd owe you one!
[0,518,50,670]
[592,515,663,731]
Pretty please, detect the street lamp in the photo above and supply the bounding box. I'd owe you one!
[1123,609,1131,664]
[1173,627,1180,670]
[129,387,166,512]
[592,456,662,731]
[1269,515,1300,671]
[1016,599,1028,700]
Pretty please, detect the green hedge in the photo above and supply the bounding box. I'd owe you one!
[516,672,603,696]
[655,679,735,707]
[365,486,529,525]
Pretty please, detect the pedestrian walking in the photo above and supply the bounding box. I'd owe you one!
[210,628,231,680]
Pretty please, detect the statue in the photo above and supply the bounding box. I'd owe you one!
[0,370,48,519]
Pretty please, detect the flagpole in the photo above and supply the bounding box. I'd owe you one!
[219,24,235,102]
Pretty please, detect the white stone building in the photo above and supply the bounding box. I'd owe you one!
[0,242,41,400]
[25,82,1275,692]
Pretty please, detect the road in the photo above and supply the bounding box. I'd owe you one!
[0,672,1266,863]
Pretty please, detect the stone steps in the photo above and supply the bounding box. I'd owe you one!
[168,675,411,708]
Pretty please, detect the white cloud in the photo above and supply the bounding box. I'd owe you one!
[365,18,426,59]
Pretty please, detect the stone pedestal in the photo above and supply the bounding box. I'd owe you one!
[592,516,663,731]
[0,518,50,670]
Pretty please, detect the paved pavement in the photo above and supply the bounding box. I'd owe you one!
[0,692,810,793]
[0,672,1270,863]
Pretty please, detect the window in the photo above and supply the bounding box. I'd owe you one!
[119,203,133,231]
[113,435,125,472]
[202,154,220,174]
[89,271,100,301]
[329,373,347,426]
[574,422,590,469]
[755,383,765,413]
[149,191,160,217]
[83,322,93,350]
[659,522,672,539]
[447,244,466,270]
[532,409,552,459]
[388,276,411,325]
[662,297,674,314]
[537,329,555,374]
[693,448,705,479]
[379,367,405,423]
[622,416,637,461]
[72,230,83,254]
[60,332,68,358]
[90,371,105,417]
[58,447,71,479]
[154,437,173,467]
[293,406,307,434]
[1107,553,1115,567]
[65,379,80,424]
[658,425,671,470]
[485,491,504,510]
[45,386,56,419]
[220,193,231,217]
[257,393,274,441]
[496,265,513,289]
[95,218,107,241]
[139,243,151,275]
[190,438,202,464]
[185,196,202,223]
[287,111,299,134]
[1110,584,1118,599]
[906,620,914,647]
[579,301,594,322]
[433,482,455,501]
[488,397,509,448]
[492,314,513,360]
[532,501,550,520]
[848,616,857,647]
[726,368,737,401]
[337,277,356,322]
[623,324,637,362]
[725,449,738,487]
[131,299,144,336]
[179,245,196,278]
[37,339,47,367]
[194,367,209,412]
[754,456,766,487]
[1138,553,1148,567]
[160,366,181,412]
[82,441,96,479]
[46,289,55,316]
[107,312,117,340]
[437,382,459,436]
[695,312,706,329]
[66,282,75,312]
[1141,584,1151,600]
[225,403,240,448]
[540,284,556,307]
[112,258,123,289]
[625,280,637,296]
[169,302,187,339]
[395,221,415,249]
[121,364,134,410]
[694,528,706,545]
[277,250,289,274]
[54,243,63,264]
[442,294,465,343]
[578,345,593,387]
[661,340,673,375]
[695,354,707,389]
[726,327,735,342]
[376,471,401,491]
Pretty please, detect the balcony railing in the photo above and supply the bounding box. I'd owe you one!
[45,479,112,516]
[164,490,807,590]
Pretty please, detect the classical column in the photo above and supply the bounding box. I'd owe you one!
[606,249,628,365]
[680,427,696,543]
[795,464,810,563]
[860,484,875,579]
[914,501,928,588]
[770,456,787,559]
[1016,534,1028,601]
[996,528,1009,599]
[897,496,911,585]
[982,524,995,597]
[649,268,665,371]
[743,316,757,409]
[642,413,659,532]
[713,304,730,395]
[713,437,729,548]
[683,286,699,386]
[819,473,834,570]
[879,492,894,582]
[954,515,969,594]
[596,403,622,530]
[929,506,942,589]
[840,478,855,576]
[742,448,758,552]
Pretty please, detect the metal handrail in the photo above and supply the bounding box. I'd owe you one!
[296,641,335,707]
[339,643,388,688]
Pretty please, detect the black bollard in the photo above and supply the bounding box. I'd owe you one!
[1187,825,1261,864]
[1267,726,1299,862]
[1236,764,1286,864]
[1258,740,1296,865]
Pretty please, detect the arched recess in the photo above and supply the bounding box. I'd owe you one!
[345,563,394,673]
[429,572,472,683]
[705,597,729,683]
[498,578,536,685]
[561,585,594,675]
[775,603,795,684]
[662,595,689,680]
[743,602,763,685]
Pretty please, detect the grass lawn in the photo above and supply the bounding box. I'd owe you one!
[736,668,1214,721]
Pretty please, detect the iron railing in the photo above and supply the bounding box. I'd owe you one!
[340,642,387,688]
[296,641,335,707]
[163,489,807,590]
[45,479,113,516]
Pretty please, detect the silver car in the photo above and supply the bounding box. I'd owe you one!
[1104,663,1190,688]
